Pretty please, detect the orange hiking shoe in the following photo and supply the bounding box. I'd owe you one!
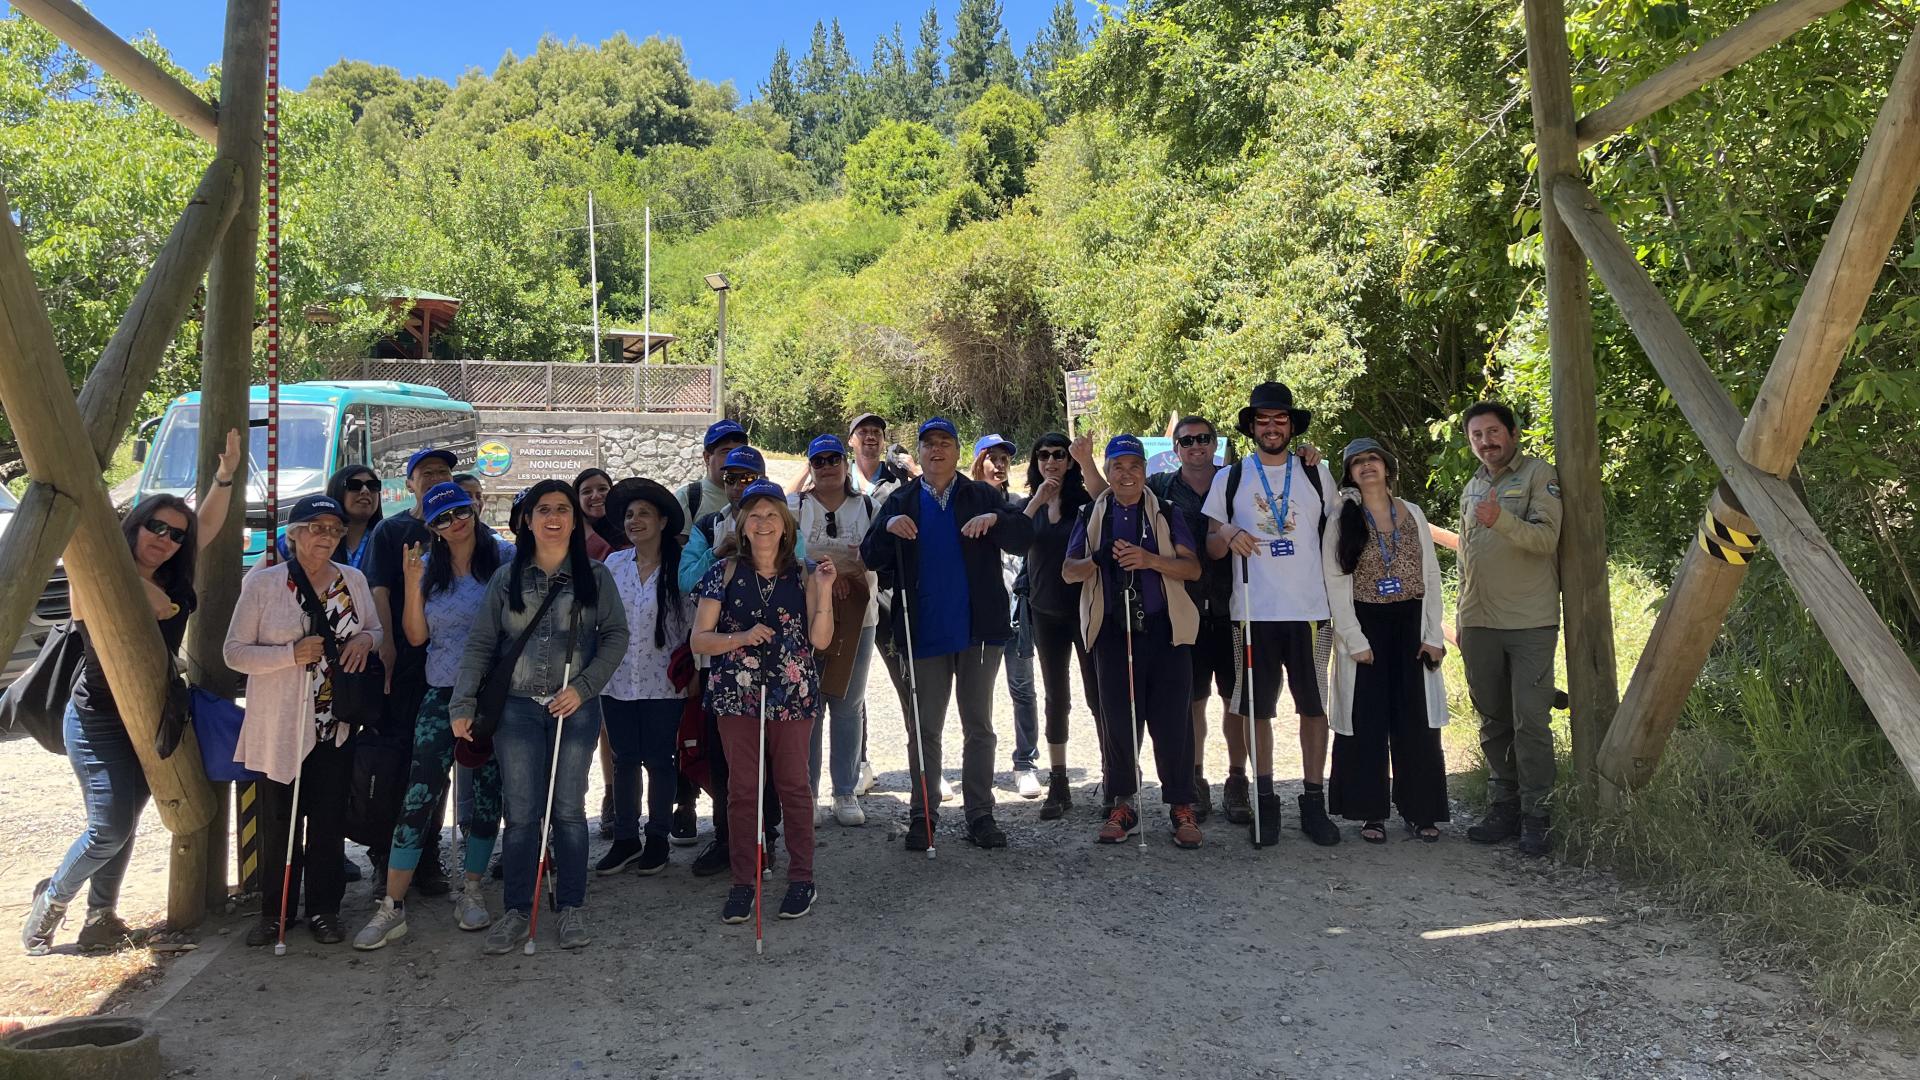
[1096,802,1140,844]
[1170,805,1203,849]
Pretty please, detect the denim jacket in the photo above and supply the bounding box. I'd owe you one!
[449,561,629,721]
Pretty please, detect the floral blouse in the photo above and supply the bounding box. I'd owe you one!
[286,571,363,742]
[605,549,695,701]
[695,559,821,724]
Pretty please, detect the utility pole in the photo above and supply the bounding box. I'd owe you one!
[588,191,601,364]
[643,204,652,363]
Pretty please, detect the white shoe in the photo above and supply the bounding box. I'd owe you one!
[815,801,833,827]
[453,881,491,932]
[352,896,408,950]
[1015,767,1043,799]
[937,777,956,803]
[854,761,876,796]
[833,795,866,827]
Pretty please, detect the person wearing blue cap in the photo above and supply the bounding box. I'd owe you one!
[1064,435,1206,848]
[968,433,1040,802]
[862,417,1035,851]
[675,420,750,542]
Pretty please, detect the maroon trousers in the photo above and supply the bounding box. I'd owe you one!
[716,713,816,887]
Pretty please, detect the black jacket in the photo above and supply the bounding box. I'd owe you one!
[861,474,1034,654]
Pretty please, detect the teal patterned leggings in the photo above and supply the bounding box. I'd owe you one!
[388,686,501,876]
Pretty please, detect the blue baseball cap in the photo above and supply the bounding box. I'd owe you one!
[406,447,458,477]
[422,481,474,525]
[288,494,347,526]
[918,417,959,442]
[973,433,1016,460]
[704,419,747,450]
[722,445,766,474]
[1104,434,1146,461]
[737,478,787,510]
[806,434,847,461]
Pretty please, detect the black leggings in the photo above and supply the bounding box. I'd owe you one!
[1031,608,1101,747]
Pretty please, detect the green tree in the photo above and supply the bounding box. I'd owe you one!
[952,85,1047,211]
[761,45,799,121]
[1023,0,1084,121]
[909,6,945,125]
[844,120,952,213]
[947,0,1015,114]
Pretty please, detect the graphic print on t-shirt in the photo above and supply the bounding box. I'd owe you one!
[1201,455,1335,624]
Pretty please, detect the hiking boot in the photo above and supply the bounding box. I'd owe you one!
[1096,803,1141,844]
[721,886,755,924]
[21,879,67,956]
[352,897,408,951]
[556,907,590,949]
[598,792,615,839]
[454,880,492,931]
[1249,793,1283,847]
[595,838,644,876]
[691,840,731,877]
[634,835,670,876]
[778,881,817,920]
[414,855,452,898]
[1194,773,1214,823]
[308,913,345,945]
[1038,769,1073,820]
[1170,805,1204,850]
[1517,816,1552,858]
[76,910,135,952]
[670,804,699,847]
[966,816,1008,849]
[855,760,877,795]
[484,910,530,954]
[1223,774,1253,825]
[1298,791,1341,847]
[1466,804,1521,844]
[1014,767,1043,799]
[833,795,866,827]
[904,816,934,852]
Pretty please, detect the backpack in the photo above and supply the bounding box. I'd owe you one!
[1222,456,1328,539]
[680,480,704,524]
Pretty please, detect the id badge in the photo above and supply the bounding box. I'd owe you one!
[1268,539,1295,558]
[1122,586,1146,632]
[1376,576,1403,597]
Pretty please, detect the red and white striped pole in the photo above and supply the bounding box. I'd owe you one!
[263,0,282,562]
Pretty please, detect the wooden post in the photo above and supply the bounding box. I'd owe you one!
[1524,0,1619,781]
[9,0,219,143]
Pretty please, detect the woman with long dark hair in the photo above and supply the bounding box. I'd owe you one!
[450,479,627,953]
[574,467,624,560]
[353,482,513,949]
[275,464,384,567]
[1020,432,1105,819]
[20,433,241,955]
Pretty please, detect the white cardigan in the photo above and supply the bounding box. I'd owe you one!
[1320,497,1449,738]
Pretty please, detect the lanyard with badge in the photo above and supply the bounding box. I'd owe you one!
[1251,453,1295,557]
[1366,500,1403,597]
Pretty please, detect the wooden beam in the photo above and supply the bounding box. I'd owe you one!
[9,0,218,144]
[0,481,76,673]
[1525,0,1619,781]
[1553,176,1920,790]
[1739,26,1920,477]
[1575,0,1850,151]
[0,187,215,837]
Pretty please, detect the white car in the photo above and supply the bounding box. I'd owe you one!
[0,485,72,688]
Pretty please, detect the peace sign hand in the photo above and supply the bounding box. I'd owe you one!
[402,542,427,583]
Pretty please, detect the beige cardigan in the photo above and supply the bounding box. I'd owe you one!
[223,560,383,784]
[1321,497,1449,738]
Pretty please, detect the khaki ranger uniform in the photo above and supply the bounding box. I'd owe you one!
[1457,453,1562,821]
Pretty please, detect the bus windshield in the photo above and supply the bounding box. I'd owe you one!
[141,404,334,505]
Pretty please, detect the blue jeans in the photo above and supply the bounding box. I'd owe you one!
[495,695,601,914]
[811,624,876,797]
[602,697,681,841]
[50,702,150,910]
[1006,594,1039,770]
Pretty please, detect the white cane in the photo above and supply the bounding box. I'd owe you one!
[895,535,936,859]
[275,667,316,956]
[754,679,768,955]
[524,650,573,956]
[1239,555,1261,849]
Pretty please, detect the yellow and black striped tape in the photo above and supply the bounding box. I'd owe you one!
[1698,510,1761,565]
[239,780,260,893]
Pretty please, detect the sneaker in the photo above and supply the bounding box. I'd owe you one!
[692,840,731,877]
[937,776,956,803]
[308,913,345,945]
[598,792,615,839]
[1298,791,1341,847]
[1223,774,1252,825]
[556,906,590,949]
[352,897,409,951]
[245,914,279,948]
[1194,773,1214,823]
[965,815,1008,849]
[1014,767,1043,799]
[595,838,644,876]
[854,760,877,796]
[414,856,452,898]
[1039,769,1072,821]
[21,879,67,956]
[454,881,492,931]
[815,801,833,827]
[721,885,755,924]
[904,816,934,852]
[635,835,670,875]
[484,910,531,954]
[1097,803,1141,844]
[76,910,135,952]
[1249,793,1282,847]
[1466,804,1521,844]
[778,881,817,920]
[1517,815,1552,857]
[833,795,866,827]
[1171,805,1204,849]
[669,804,699,847]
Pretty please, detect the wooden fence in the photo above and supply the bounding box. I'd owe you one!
[317,358,719,414]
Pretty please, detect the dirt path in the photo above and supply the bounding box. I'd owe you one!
[4,682,1916,1078]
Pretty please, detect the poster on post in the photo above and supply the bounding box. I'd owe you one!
[1064,369,1097,435]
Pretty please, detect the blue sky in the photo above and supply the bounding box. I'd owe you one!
[71,1,1076,100]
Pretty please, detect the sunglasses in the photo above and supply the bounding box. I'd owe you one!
[723,470,762,486]
[296,522,345,539]
[141,518,189,544]
[1034,448,1070,462]
[810,453,845,469]
[823,509,839,539]
[430,505,476,531]
[1176,433,1216,447]
[341,477,380,494]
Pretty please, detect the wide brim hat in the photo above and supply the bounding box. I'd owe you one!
[605,478,685,540]
[1338,437,1397,487]
[1235,381,1312,439]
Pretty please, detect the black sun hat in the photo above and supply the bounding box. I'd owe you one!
[605,478,685,540]
[1235,381,1313,439]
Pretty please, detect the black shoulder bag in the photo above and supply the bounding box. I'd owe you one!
[286,559,383,730]
[471,576,568,740]
[0,622,84,755]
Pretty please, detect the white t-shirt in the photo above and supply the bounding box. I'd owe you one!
[1201,453,1336,623]
[789,490,879,627]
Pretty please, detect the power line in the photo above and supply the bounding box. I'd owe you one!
[551,194,799,234]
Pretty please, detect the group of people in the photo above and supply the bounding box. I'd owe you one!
[20,381,1568,957]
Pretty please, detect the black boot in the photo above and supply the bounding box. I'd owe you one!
[1466,803,1521,844]
[1223,774,1252,825]
[1248,793,1282,847]
[1517,815,1552,857]
[1298,790,1341,847]
[1193,772,1214,823]
[1039,769,1072,821]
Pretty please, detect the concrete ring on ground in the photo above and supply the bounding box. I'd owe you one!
[0,1017,160,1080]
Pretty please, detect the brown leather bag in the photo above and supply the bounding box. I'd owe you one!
[816,568,871,698]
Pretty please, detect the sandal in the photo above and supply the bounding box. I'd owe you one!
[1405,820,1440,843]
[1360,821,1387,844]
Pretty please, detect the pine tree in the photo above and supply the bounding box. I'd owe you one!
[1023,0,1082,121]
[947,0,1005,114]
[762,44,799,120]
[868,26,913,123]
[909,5,944,125]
